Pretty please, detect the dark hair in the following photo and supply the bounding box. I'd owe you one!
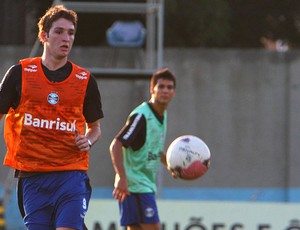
[38,5,78,43]
[150,68,176,89]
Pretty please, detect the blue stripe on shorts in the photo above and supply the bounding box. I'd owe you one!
[119,193,160,226]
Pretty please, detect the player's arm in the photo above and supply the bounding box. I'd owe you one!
[160,153,167,167]
[75,119,101,151]
[76,74,103,151]
[83,75,103,123]
[110,138,129,202]
[110,113,146,201]
[0,65,22,115]
[0,114,4,121]
[86,119,101,145]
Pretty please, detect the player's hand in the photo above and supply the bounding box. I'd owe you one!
[74,129,91,151]
[168,166,181,179]
[113,175,130,202]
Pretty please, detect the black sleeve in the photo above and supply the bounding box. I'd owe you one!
[116,113,146,151]
[83,74,104,123]
[0,64,22,113]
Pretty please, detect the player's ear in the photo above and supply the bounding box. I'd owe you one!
[39,30,48,43]
[150,86,154,94]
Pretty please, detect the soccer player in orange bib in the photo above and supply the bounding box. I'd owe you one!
[0,5,103,230]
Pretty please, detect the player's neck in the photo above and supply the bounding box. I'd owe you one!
[41,53,68,71]
[149,100,166,116]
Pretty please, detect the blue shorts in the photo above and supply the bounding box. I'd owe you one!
[119,193,160,226]
[18,171,91,230]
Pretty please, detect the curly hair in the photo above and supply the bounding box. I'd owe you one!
[38,5,78,44]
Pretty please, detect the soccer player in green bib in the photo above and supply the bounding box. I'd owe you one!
[110,68,176,230]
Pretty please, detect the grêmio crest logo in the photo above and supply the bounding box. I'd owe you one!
[48,92,59,105]
[23,113,76,131]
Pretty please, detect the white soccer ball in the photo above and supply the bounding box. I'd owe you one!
[166,135,211,180]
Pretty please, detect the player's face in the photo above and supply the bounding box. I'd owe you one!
[151,78,175,106]
[43,18,75,60]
